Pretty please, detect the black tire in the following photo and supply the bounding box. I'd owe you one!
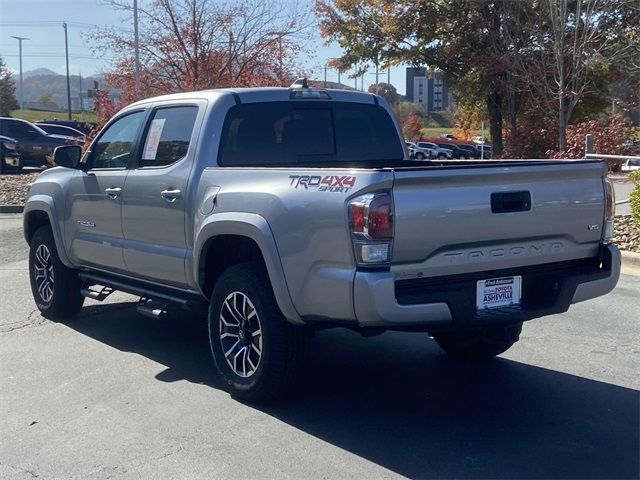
[437,153,446,159]
[0,155,6,174]
[29,226,84,320]
[208,262,301,402]
[433,323,522,359]
[415,152,425,160]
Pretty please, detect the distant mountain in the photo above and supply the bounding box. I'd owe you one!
[12,71,110,110]
[21,68,60,79]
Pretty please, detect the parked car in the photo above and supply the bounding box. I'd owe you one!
[36,123,86,143]
[0,135,22,173]
[437,142,473,159]
[417,141,452,159]
[439,133,456,139]
[41,119,97,135]
[456,143,481,159]
[407,141,437,159]
[621,159,640,172]
[0,117,77,167]
[24,83,619,402]
[475,144,492,158]
[471,136,486,144]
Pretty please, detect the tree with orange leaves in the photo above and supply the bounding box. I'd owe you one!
[88,0,312,110]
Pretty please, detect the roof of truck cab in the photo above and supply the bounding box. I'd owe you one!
[125,87,379,109]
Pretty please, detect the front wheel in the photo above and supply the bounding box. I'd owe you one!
[432,323,522,359]
[208,262,301,402]
[415,152,425,160]
[29,226,84,320]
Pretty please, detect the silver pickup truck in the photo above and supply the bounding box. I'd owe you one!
[24,83,620,401]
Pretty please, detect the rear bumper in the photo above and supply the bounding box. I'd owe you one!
[353,245,620,329]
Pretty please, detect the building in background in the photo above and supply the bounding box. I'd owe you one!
[405,67,454,111]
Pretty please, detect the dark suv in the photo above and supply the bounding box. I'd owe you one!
[0,117,74,167]
[436,142,473,159]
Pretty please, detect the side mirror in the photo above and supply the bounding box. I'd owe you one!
[53,145,82,169]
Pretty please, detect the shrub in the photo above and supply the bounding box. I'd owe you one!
[630,170,640,229]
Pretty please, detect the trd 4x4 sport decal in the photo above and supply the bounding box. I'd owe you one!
[289,175,356,193]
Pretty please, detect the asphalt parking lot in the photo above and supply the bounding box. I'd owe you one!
[1,213,638,479]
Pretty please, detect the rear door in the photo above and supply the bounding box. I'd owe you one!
[120,102,202,287]
[391,161,606,277]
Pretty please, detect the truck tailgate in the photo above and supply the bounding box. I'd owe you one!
[391,161,606,277]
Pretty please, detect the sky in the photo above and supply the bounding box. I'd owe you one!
[0,0,408,94]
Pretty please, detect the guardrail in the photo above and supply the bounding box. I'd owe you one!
[584,134,638,207]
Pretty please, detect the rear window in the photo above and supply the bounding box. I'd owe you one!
[218,101,403,167]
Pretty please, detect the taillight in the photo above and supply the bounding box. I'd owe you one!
[348,192,393,265]
[602,176,615,244]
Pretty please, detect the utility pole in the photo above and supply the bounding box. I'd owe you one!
[133,0,140,95]
[337,69,341,89]
[10,36,29,118]
[387,67,390,85]
[324,64,327,88]
[78,72,83,113]
[63,22,72,120]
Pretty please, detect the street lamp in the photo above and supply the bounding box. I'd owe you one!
[10,36,29,118]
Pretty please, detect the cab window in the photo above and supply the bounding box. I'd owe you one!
[89,111,145,169]
[139,106,198,168]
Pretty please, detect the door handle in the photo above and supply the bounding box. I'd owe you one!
[161,188,182,203]
[105,187,122,199]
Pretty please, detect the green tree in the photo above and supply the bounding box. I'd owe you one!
[367,82,399,104]
[316,0,523,156]
[0,56,19,116]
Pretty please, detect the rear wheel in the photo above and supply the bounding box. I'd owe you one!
[437,153,446,159]
[208,262,301,402]
[433,323,522,359]
[415,152,425,160]
[29,226,84,320]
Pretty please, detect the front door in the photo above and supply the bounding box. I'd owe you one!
[121,104,200,287]
[65,110,147,273]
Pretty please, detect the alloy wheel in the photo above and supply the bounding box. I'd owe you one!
[219,291,263,378]
[34,244,54,303]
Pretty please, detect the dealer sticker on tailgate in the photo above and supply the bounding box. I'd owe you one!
[476,276,522,310]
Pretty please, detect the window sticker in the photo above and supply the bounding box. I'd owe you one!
[143,118,166,160]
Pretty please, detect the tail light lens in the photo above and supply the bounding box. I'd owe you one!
[602,177,615,244]
[348,192,393,266]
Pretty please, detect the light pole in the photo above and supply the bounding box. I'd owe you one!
[10,36,29,118]
[63,22,72,120]
[133,0,140,95]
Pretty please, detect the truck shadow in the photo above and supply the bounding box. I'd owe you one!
[68,301,639,479]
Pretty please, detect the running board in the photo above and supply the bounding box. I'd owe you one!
[78,271,200,307]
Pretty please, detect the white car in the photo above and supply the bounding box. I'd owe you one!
[406,141,436,159]
[621,159,640,172]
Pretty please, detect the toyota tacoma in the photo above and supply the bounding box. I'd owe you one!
[23,82,620,401]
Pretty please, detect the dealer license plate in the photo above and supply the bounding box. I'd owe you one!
[476,276,521,311]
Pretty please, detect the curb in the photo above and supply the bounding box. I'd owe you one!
[621,250,640,269]
[0,205,24,214]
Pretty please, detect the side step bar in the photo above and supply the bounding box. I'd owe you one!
[78,271,204,307]
[137,297,168,319]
